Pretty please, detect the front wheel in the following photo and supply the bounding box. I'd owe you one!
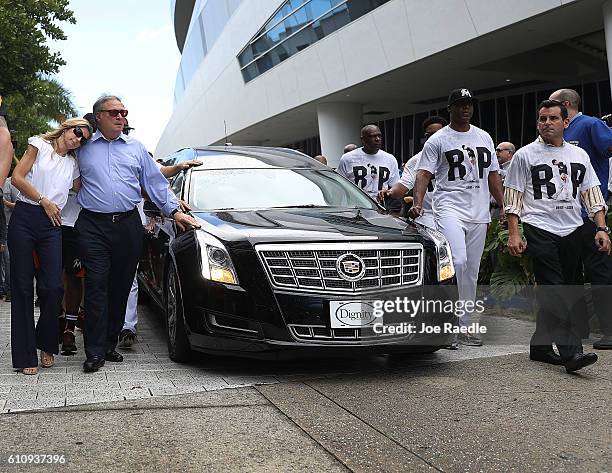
[166,264,192,362]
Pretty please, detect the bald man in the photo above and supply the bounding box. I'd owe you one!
[495,141,515,178]
[337,125,400,210]
[550,88,612,350]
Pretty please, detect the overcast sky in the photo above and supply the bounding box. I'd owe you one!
[51,0,181,153]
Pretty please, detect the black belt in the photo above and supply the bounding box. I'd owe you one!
[82,207,137,223]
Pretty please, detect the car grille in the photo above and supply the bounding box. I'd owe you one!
[256,243,423,294]
[288,324,404,341]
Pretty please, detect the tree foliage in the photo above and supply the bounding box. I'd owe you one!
[0,0,75,98]
[5,77,78,157]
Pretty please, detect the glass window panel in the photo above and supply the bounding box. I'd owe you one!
[306,0,335,20]
[479,100,495,139]
[523,92,537,145]
[583,82,598,117]
[599,81,612,117]
[507,95,522,145]
[496,97,508,143]
[312,3,350,40]
[239,0,390,82]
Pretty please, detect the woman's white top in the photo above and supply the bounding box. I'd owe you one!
[17,136,80,209]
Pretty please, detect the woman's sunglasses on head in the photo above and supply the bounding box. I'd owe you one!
[100,109,128,118]
[73,126,90,147]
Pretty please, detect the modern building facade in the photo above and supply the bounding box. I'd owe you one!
[158,0,612,167]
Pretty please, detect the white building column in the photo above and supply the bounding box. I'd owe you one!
[604,0,612,91]
[317,103,362,168]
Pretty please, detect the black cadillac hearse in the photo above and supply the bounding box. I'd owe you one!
[138,146,457,361]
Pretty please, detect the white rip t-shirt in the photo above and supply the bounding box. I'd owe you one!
[504,139,600,237]
[18,136,80,210]
[400,152,435,229]
[337,148,400,199]
[418,125,499,224]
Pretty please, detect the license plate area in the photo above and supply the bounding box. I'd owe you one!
[329,300,380,329]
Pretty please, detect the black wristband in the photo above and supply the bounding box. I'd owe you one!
[170,208,181,217]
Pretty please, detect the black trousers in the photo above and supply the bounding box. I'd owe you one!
[76,209,143,358]
[523,223,583,361]
[9,202,63,369]
[574,218,612,336]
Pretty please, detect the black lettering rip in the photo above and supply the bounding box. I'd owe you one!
[477,147,492,179]
[570,162,586,198]
[377,167,390,190]
[353,166,368,188]
[530,164,555,200]
[444,149,466,181]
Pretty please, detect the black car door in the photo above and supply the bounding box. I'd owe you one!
[147,148,197,301]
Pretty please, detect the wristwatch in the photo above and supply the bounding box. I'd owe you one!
[170,208,181,217]
[596,226,610,234]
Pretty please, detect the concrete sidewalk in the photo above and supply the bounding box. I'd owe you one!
[0,351,609,472]
[0,299,534,413]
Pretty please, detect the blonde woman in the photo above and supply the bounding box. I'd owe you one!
[9,118,92,375]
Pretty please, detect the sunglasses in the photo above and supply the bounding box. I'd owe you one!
[73,126,90,147]
[495,148,513,152]
[100,109,128,118]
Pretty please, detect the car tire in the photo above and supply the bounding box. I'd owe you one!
[166,264,192,362]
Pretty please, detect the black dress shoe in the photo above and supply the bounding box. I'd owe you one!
[105,350,124,362]
[593,335,612,350]
[530,349,564,365]
[565,353,598,373]
[83,356,105,373]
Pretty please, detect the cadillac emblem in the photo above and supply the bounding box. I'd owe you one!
[336,253,366,282]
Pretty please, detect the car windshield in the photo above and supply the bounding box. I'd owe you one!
[188,168,378,211]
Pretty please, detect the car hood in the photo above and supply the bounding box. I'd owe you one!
[191,208,423,244]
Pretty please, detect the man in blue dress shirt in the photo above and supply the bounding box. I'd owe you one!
[550,88,612,350]
[76,95,199,372]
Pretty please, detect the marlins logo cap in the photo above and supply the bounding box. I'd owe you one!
[448,88,478,106]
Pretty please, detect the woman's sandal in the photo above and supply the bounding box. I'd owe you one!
[40,351,55,368]
[21,367,38,375]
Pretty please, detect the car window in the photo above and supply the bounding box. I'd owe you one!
[189,169,378,210]
[170,172,185,197]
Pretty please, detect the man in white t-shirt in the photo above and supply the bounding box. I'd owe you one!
[379,116,448,229]
[505,99,609,372]
[411,88,505,346]
[337,125,401,211]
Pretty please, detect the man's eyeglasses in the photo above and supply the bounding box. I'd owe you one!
[73,126,89,147]
[100,109,128,118]
[495,148,513,153]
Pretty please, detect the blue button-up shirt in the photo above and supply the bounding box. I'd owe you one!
[77,130,179,215]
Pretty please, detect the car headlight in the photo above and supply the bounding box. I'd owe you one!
[195,231,239,285]
[415,224,455,282]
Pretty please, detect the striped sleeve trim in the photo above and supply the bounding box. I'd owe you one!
[581,186,608,219]
[503,187,524,216]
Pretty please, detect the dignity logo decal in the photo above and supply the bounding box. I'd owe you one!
[331,301,377,328]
